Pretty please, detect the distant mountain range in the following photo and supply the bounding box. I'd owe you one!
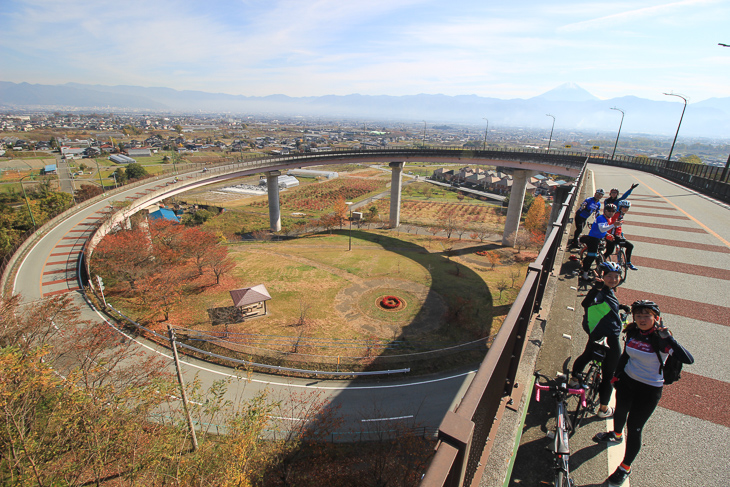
[1,81,728,138]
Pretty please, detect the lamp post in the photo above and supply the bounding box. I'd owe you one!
[610,107,625,160]
[110,172,118,188]
[482,118,489,150]
[546,114,555,152]
[422,121,427,148]
[19,174,37,230]
[345,201,353,251]
[663,92,687,162]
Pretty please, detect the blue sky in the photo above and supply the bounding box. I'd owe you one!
[1,0,729,102]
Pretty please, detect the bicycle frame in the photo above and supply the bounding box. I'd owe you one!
[534,374,587,486]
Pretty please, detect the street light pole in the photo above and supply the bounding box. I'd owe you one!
[19,174,37,230]
[546,114,556,152]
[346,202,353,251]
[610,107,625,160]
[482,118,489,150]
[422,121,427,148]
[663,92,687,162]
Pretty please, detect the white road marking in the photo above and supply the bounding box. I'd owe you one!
[361,415,414,422]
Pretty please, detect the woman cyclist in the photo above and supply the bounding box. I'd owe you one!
[570,261,628,418]
[604,200,638,271]
[594,300,694,487]
[604,184,638,207]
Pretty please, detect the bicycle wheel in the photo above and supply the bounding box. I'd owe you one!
[554,469,572,487]
[570,363,601,432]
[617,248,628,283]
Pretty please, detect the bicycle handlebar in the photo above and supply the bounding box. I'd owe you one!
[534,374,587,407]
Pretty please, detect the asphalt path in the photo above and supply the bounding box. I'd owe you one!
[509,164,729,487]
[12,171,479,437]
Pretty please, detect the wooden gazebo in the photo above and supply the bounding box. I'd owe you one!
[229,284,271,319]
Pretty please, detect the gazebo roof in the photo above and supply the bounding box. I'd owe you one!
[229,284,271,307]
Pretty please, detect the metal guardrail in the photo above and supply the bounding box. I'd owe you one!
[419,163,586,487]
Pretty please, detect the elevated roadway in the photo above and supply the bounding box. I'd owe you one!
[7,148,583,437]
[505,164,730,487]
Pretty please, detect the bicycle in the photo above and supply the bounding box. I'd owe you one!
[568,337,609,431]
[603,240,628,284]
[534,372,586,487]
[578,238,605,280]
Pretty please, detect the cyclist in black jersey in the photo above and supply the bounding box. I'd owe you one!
[604,184,638,207]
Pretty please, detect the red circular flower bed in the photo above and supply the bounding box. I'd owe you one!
[379,295,403,310]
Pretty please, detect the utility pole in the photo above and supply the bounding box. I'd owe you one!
[167,325,198,451]
[482,118,489,150]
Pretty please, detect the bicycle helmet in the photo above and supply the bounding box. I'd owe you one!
[595,188,605,195]
[631,300,661,316]
[599,261,622,274]
[604,203,617,213]
[618,200,631,208]
[610,188,619,194]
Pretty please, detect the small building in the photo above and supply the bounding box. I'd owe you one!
[229,285,271,319]
[148,207,180,223]
[109,154,137,164]
[44,164,57,174]
[127,148,152,158]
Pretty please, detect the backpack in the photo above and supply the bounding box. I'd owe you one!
[649,332,682,385]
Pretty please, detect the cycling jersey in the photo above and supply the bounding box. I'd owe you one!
[604,187,635,207]
[581,284,622,337]
[617,327,694,387]
[587,214,615,239]
[607,212,624,238]
[576,197,601,219]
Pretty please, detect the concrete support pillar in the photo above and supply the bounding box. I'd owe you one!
[546,185,572,239]
[266,170,282,232]
[388,161,404,228]
[502,170,535,247]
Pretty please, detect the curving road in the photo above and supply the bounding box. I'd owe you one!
[13,170,479,436]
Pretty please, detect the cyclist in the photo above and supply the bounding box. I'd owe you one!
[569,261,628,418]
[604,200,638,271]
[569,188,604,249]
[580,203,617,281]
[594,300,694,487]
[603,184,638,207]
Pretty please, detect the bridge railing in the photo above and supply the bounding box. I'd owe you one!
[419,163,586,487]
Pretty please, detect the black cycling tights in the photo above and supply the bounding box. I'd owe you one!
[613,374,663,466]
[571,333,621,407]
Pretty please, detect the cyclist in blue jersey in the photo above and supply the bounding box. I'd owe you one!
[603,184,638,207]
[604,200,638,270]
[580,203,617,281]
[569,188,604,249]
[570,261,628,418]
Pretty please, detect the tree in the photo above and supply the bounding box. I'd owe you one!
[125,162,148,180]
[524,195,548,233]
[678,154,702,164]
[113,167,128,184]
[204,245,235,284]
[333,196,348,228]
[75,183,104,202]
[496,279,510,301]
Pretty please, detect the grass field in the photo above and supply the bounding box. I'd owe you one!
[106,229,531,362]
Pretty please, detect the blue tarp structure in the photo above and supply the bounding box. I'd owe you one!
[148,208,180,223]
[44,164,57,173]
